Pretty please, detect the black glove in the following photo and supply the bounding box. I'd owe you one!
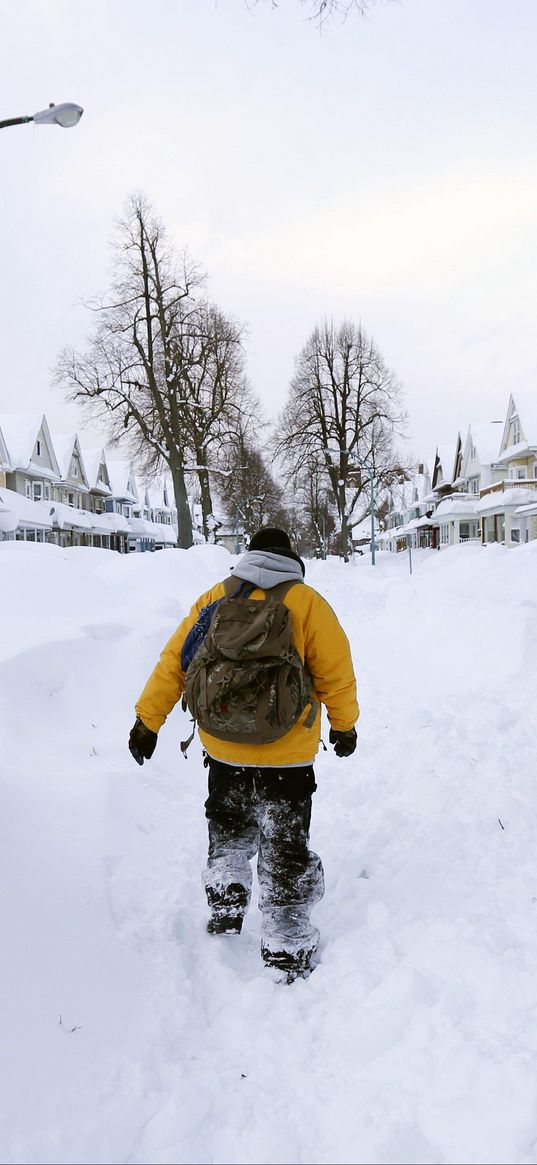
[329,727,357,758]
[129,717,158,766]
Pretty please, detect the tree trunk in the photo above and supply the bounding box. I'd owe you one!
[195,450,214,542]
[338,488,350,563]
[169,454,193,548]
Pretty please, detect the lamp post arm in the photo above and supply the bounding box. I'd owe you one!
[0,116,32,130]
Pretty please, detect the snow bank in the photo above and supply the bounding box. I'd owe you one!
[2,541,537,1164]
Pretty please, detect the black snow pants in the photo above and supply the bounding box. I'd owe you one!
[203,758,325,961]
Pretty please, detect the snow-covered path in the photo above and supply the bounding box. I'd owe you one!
[2,541,537,1165]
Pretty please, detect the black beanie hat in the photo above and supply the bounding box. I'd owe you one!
[249,527,291,551]
[248,527,305,576]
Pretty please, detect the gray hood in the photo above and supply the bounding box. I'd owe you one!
[232,550,304,590]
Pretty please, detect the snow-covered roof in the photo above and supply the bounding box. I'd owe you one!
[107,460,138,503]
[49,502,98,531]
[0,413,43,467]
[0,413,60,476]
[476,487,537,514]
[434,444,457,488]
[434,498,478,520]
[145,482,172,512]
[467,422,502,466]
[153,522,177,545]
[497,440,535,464]
[101,511,131,533]
[0,485,53,530]
[129,517,157,538]
[51,433,86,483]
[405,516,434,530]
[515,501,537,517]
[81,448,111,494]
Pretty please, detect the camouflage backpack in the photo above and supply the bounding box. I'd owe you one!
[182,576,317,746]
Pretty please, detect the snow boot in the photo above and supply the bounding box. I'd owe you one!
[261,939,318,981]
[206,882,248,935]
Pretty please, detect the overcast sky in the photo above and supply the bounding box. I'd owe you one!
[1,0,536,461]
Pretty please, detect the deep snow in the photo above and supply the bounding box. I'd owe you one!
[1,539,537,1165]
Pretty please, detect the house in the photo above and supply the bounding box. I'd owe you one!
[80,447,112,515]
[51,433,89,509]
[459,422,502,498]
[106,459,139,518]
[0,413,61,504]
[476,393,537,546]
[133,477,178,549]
[383,461,435,551]
[431,440,459,502]
[105,460,140,553]
[0,424,11,489]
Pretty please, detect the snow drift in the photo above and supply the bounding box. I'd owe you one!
[1,540,537,1165]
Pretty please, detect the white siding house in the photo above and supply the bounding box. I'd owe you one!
[476,393,537,546]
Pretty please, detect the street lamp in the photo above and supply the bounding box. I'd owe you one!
[0,102,83,131]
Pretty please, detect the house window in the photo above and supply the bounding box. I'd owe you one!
[511,528,521,543]
[440,524,450,545]
[511,417,521,444]
[44,484,50,500]
[469,478,479,495]
[32,482,43,502]
[25,481,31,498]
[73,464,78,477]
[36,440,41,456]
[516,467,527,480]
[469,442,477,460]
[68,492,75,506]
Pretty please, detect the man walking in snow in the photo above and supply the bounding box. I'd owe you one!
[129,527,358,980]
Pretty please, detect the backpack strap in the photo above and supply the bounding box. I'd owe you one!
[223,575,256,599]
[266,579,302,602]
[269,579,318,728]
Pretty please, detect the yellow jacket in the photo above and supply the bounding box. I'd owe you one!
[135,577,359,767]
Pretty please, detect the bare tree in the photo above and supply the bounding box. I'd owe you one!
[129,297,252,542]
[218,419,290,549]
[250,1,385,28]
[275,319,407,560]
[293,459,336,558]
[56,194,251,549]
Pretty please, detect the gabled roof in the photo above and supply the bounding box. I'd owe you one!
[500,391,537,454]
[432,443,456,489]
[511,390,537,444]
[107,459,139,503]
[462,421,502,470]
[51,432,89,489]
[0,413,61,476]
[81,447,112,494]
[0,423,11,470]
